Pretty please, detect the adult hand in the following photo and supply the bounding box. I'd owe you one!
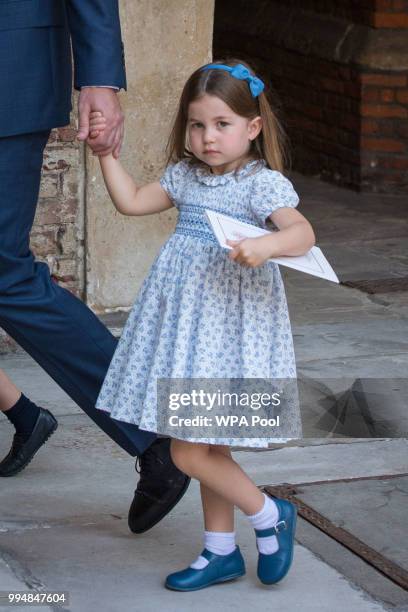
[77,87,124,158]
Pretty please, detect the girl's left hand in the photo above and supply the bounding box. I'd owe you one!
[227,237,271,267]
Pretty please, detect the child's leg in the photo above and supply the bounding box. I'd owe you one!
[171,440,280,556]
[201,482,234,531]
[188,446,236,569]
[191,486,236,569]
[200,446,234,532]
[171,439,264,514]
[166,441,289,590]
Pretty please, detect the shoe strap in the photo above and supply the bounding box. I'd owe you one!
[200,547,236,562]
[255,520,287,537]
[201,548,216,561]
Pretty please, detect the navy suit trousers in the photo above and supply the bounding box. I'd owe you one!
[0,132,155,456]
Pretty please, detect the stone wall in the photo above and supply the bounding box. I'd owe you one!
[214,0,408,193]
[85,0,214,311]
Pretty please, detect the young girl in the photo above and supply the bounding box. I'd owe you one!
[91,59,315,591]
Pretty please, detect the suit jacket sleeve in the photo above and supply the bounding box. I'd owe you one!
[66,0,126,90]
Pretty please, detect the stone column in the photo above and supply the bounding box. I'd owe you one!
[85,0,214,311]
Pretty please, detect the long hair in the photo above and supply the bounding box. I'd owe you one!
[165,58,289,173]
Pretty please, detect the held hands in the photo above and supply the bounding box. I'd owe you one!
[88,111,107,141]
[77,87,124,158]
[227,236,274,268]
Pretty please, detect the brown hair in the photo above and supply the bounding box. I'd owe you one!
[165,58,289,173]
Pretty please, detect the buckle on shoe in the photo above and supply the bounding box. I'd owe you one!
[274,520,287,533]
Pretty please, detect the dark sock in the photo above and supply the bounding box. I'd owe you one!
[4,394,40,439]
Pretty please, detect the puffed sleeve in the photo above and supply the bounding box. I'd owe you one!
[250,169,299,226]
[159,160,190,208]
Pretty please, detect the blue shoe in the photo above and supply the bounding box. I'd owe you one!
[256,497,297,585]
[165,546,246,591]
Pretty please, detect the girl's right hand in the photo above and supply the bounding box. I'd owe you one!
[227,237,272,268]
[89,111,107,139]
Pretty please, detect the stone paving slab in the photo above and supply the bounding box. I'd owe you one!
[296,515,408,610]
[292,172,408,290]
[320,243,408,282]
[2,417,404,612]
[237,439,408,486]
[299,354,408,378]
[290,475,408,608]
[294,319,408,362]
[0,558,50,612]
[1,413,406,522]
[295,476,408,571]
[0,510,391,612]
[362,237,408,269]
[1,404,407,611]
[0,355,80,417]
[282,270,408,325]
[0,172,407,611]
[296,378,408,438]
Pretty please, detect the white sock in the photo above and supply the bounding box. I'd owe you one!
[247,493,280,554]
[190,531,236,569]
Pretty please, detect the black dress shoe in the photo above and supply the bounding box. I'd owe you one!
[128,438,190,534]
[0,408,58,477]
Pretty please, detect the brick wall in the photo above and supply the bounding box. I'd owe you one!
[214,0,408,192]
[35,124,84,298]
[279,0,408,27]
[360,72,408,189]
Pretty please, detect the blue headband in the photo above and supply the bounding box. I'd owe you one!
[201,63,265,98]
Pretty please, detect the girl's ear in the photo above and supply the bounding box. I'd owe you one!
[248,116,262,141]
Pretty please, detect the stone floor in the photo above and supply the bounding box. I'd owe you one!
[0,172,407,611]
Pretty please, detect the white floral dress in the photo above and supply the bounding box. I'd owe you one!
[96,159,302,447]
